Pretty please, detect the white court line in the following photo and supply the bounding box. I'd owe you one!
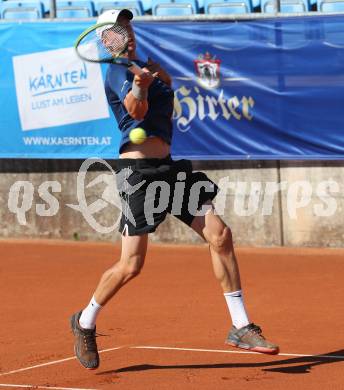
[0,346,124,377]
[0,356,76,377]
[0,385,96,390]
[1,344,343,379]
[132,345,344,360]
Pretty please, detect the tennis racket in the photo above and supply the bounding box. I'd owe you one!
[74,22,144,76]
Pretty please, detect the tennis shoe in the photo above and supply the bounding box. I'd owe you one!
[226,323,279,354]
[70,311,100,369]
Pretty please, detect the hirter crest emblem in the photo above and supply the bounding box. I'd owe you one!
[194,52,221,89]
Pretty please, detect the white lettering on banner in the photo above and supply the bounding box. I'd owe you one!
[31,94,92,110]
[22,136,112,146]
[12,47,109,131]
[173,85,255,132]
[65,93,92,104]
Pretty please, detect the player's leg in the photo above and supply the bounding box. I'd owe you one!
[190,202,279,354]
[93,233,148,305]
[193,206,241,291]
[190,202,246,317]
[70,233,148,369]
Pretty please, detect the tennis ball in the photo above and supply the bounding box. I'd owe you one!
[129,127,147,145]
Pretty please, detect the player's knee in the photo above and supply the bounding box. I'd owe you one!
[121,253,144,279]
[208,226,233,253]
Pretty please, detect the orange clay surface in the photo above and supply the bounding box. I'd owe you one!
[1,239,344,390]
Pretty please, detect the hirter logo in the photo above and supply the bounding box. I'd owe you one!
[194,52,221,89]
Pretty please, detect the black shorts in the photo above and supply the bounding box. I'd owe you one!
[115,155,218,236]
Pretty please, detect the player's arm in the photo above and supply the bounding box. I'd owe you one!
[124,69,157,120]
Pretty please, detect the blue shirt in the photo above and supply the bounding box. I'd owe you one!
[104,60,174,154]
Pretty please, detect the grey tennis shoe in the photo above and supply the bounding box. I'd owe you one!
[226,323,279,354]
[70,311,100,369]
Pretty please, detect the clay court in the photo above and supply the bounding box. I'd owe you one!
[1,240,344,390]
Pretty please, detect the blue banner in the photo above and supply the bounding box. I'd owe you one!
[0,16,344,159]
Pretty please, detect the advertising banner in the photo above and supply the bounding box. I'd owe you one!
[1,16,343,159]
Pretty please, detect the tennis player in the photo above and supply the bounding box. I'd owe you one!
[70,9,279,370]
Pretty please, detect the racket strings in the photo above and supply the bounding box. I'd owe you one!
[102,26,128,55]
[77,23,129,62]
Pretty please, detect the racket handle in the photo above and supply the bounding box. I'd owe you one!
[128,61,145,76]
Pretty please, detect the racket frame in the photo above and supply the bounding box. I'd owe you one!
[74,22,144,76]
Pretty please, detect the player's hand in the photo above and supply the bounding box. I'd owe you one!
[133,68,158,89]
[146,57,172,86]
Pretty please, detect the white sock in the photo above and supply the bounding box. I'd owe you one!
[79,296,102,329]
[224,290,250,329]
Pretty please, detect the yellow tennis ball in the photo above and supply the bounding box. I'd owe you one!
[129,127,147,145]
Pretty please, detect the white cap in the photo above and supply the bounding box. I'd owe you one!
[96,9,133,37]
[97,9,133,25]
